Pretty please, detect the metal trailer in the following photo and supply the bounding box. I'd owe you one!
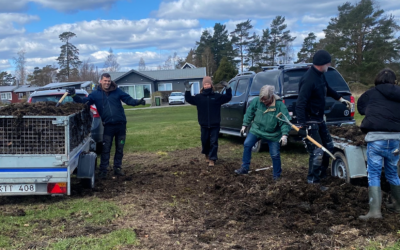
[0,110,97,196]
[330,136,400,183]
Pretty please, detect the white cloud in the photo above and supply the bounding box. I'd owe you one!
[0,13,39,38]
[0,0,119,13]
[155,0,345,20]
[0,59,11,71]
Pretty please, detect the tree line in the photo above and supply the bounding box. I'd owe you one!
[184,0,400,85]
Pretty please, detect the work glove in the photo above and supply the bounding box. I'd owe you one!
[138,97,146,105]
[298,126,308,138]
[279,135,288,146]
[339,97,351,110]
[183,81,193,91]
[66,87,76,97]
[240,126,247,137]
[220,81,230,89]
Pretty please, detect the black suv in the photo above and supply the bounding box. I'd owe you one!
[220,64,355,152]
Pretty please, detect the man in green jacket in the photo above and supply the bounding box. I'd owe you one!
[235,85,291,180]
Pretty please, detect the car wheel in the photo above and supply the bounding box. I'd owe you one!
[331,151,350,183]
[251,140,262,153]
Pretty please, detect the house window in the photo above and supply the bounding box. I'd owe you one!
[0,92,12,100]
[158,83,172,91]
[19,93,24,99]
[119,84,151,99]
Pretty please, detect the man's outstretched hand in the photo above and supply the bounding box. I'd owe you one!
[66,87,75,96]
[138,97,146,105]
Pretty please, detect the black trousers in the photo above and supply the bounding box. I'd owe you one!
[304,122,334,183]
[200,127,220,161]
[99,123,126,173]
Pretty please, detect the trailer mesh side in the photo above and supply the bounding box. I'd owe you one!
[0,118,65,154]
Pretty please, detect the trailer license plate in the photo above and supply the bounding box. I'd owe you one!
[0,184,36,193]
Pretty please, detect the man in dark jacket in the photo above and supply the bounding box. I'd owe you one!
[357,68,400,220]
[184,76,232,166]
[296,50,351,188]
[67,73,145,179]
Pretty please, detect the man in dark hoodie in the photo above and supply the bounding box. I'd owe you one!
[357,68,400,220]
[296,50,351,190]
[66,73,145,179]
[184,76,232,166]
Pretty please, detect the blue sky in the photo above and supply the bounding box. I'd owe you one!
[0,0,399,74]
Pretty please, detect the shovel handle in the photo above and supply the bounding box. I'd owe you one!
[56,92,69,107]
[291,124,336,160]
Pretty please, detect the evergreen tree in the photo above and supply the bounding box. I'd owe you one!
[268,16,296,65]
[230,19,254,72]
[247,32,263,70]
[321,0,400,83]
[56,32,81,81]
[213,57,238,84]
[195,30,213,67]
[296,32,317,63]
[202,47,216,76]
[260,28,272,65]
[211,23,232,67]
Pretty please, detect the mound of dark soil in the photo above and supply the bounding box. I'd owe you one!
[0,102,87,116]
[329,125,366,146]
[69,148,399,249]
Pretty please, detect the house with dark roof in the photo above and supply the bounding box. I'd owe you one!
[14,85,43,101]
[0,86,19,104]
[108,67,206,101]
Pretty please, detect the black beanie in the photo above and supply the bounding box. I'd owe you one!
[313,50,331,66]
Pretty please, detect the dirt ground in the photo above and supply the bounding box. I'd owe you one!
[2,145,400,249]
[329,125,366,146]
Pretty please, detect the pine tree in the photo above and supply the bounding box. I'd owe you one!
[213,57,238,84]
[195,30,213,67]
[296,32,317,63]
[230,19,254,72]
[56,32,81,81]
[268,16,296,65]
[321,0,400,83]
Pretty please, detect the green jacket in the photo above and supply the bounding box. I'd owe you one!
[243,96,291,142]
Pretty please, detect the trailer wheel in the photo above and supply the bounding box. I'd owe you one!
[82,155,97,189]
[331,151,350,183]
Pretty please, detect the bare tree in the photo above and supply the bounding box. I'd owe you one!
[138,57,146,71]
[202,47,216,76]
[80,59,100,82]
[13,49,27,85]
[103,48,120,72]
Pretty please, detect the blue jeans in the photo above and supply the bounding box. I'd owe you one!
[242,132,281,178]
[367,140,400,187]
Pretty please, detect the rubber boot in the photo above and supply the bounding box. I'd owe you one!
[359,186,382,220]
[386,185,400,213]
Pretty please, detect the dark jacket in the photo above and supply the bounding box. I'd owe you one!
[296,66,341,125]
[185,88,232,127]
[357,83,400,133]
[73,82,141,125]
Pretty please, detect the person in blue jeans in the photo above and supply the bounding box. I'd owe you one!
[235,85,291,180]
[357,68,400,220]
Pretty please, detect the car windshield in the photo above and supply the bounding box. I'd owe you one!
[31,94,86,103]
[250,70,281,96]
[170,93,183,96]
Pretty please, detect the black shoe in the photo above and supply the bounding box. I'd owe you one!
[234,168,249,175]
[114,168,125,176]
[98,171,107,180]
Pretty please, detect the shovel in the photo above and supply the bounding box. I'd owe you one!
[276,112,336,160]
[56,92,69,107]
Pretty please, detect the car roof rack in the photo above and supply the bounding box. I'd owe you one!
[235,71,256,77]
[262,63,313,71]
